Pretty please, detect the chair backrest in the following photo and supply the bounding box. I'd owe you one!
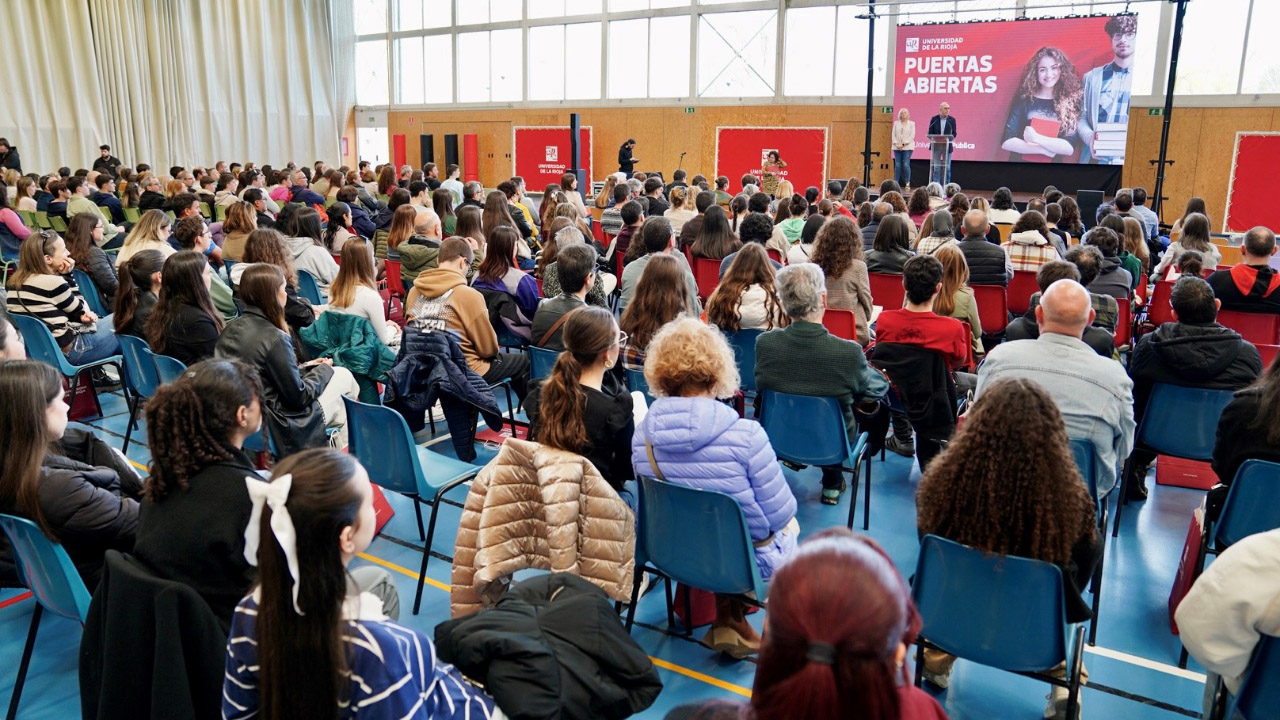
[1257,343,1279,369]
[1007,270,1039,316]
[992,223,1013,244]
[821,308,857,341]
[1138,383,1237,460]
[10,312,76,376]
[971,284,1008,335]
[912,535,1068,672]
[529,346,558,380]
[1231,634,1280,720]
[385,259,407,298]
[72,268,108,316]
[625,367,655,405]
[759,389,851,467]
[296,268,323,304]
[343,396,436,495]
[1216,460,1280,549]
[1114,297,1132,347]
[117,335,164,399]
[636,476,764,598]
[868,272,905,310]
[725,329,763,392]
[766,248,783,264]
[0,514,92,622]
[692,257,720,302]
[154,354,188,383]
[1218,310,1280,345]
[1148,281,1176,327]
[1068,438,1104,517]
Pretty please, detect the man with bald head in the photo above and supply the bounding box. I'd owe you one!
[957,208,1012,286]
[977,278,1135,495]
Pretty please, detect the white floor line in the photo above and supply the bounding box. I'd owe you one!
[1084,644,1207,682]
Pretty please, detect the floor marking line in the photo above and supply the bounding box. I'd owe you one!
[0,592,33,610]
[1084,644,1207,682]
[356,552,451,592]
[1085,682,1201,718]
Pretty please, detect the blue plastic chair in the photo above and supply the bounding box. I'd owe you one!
[296,268,323,304]
[0,514,92,720]
[758,389,872,530]
[1069,438,1108,646]
[72,268,108,316]
[1115,383,1237,537]
[1210,635,1280,720]
[154,353,188,383]
[529,346,558,381]
[625,367,655,406]
[10,313,122,421]
[725,329,763,393]
[623,476,767,639]
[117,335,164,452]
[343,397,479,615]
[911,535,1084,719]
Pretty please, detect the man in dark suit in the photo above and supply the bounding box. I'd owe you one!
[927,102,957,185]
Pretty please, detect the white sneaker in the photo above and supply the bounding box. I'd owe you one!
[921,665,951,690]
[1044,686,1080,719]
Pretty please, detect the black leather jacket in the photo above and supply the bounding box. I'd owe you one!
[214,307,332,455]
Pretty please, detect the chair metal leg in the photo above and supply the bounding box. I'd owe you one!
[426,405,436,435]
[412,499,425,542]
[411,498,445,615]
[863,447,872,531]
[6,604,43,720]
[1179,646,1189,669]
[624,571,645,632]
[1067,625,1085,720]
[664,578,675,631]
[1112,457,1133,538]
[845,467,859,532]
[913,641,925,687]
[121,395,138,454]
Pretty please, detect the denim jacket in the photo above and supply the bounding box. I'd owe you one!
[976,333,1135,495]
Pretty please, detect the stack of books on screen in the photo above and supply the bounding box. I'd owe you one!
[1094,122,1128,156]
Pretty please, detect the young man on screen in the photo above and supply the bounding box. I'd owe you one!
[1078,15,1137,164]
[927,103,957,184]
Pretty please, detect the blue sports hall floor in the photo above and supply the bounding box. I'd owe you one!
[1,383,1211,719]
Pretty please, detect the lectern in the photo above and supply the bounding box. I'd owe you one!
[928,133,953,186]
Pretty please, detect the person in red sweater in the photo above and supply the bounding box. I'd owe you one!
[874,254,971,370]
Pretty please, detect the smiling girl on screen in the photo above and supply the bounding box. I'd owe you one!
[1000,46,1084,162]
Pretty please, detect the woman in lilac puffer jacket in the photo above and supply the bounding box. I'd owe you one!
[631,317,798,660]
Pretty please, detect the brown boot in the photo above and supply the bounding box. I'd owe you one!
[700,596,761,659]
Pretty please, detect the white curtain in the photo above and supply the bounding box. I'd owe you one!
[85,0,343,172]
[0,0,110,173]
[329,0,356,142]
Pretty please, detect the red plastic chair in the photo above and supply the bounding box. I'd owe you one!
[1114,298,1132,348]
[971,285,1008,335]
[1008,270,1039,316]
[1257,344,1279,368]
[822,308,858,341]
[1147,281,1175,327]
[385,259,406,299]
[868,272,905,310]
[1218,310,1280,345]
[693,257,721,303]
[767,248,784,265]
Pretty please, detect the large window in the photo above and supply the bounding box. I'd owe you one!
[355,40,389,106]
[456,29,522,103]
[697,10,777,98]
[607,16,691,99]
[528,23,603,101]
[784,5,888,98]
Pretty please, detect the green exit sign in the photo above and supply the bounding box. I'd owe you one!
[882,106,894,114]
[1148,107,1163,116]
[685,107,695,114]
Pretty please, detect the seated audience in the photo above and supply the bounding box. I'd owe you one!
[532,244,597,350]
[620,254,691,370]
[146,250,225,366]
[91,174,126,224]
[601,183,630,238]
[1209,226,1280,314]
[221,201,257,262]
[678,191,717,250]
[112,250,164,338]
[619,217,700,316]
[718,213,782,279]
[236,228,319,335]
[433,189,457,235]
[171,216,238,319]
[1154,212,1221,281]
[285,207,340,295]
[776,195,809,244]
[216,263,359,454]
[541,225,610,307]
[1002,209,1061,272]
[932,244,984,362]
[328,240,400,347]
[472,225,540,322]
[396,210,445,288]
[756,263,887,504]
[1212,349,1280,517]
[811,216,874,345]
[786,215,824,265]
[132,359,263,626]
[611,200,645,265]
[632,318,798,658]
[115,209,175,266]
[707,244,787,332]
[0,182,32,257]
[664,186,696,232]
[1082,226,1132,301]
[1057,245,1121,333]
[860,202,892,249]
[1006,260,1118,358]
[525,307,634,494]
[322,202,356,258]
[7,230,120,364]
[222,450,489,718]
[956,210,1011,286]
[0,358,141,588]
[1120,215,1150,282]
[287,169,326,206]
[916,377,1099,719]
[914,209,955,254]
[1097,214,1142,291]
[64,212,118,307]
[405,237,529,401]
[66,176,124,245]
[986,187,1021,224]
[977,278,1135,495]
[865,214,915,274]
[690,205,740,261]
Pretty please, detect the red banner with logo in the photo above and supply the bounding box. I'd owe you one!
[1225,133,1280,234]
[715,127,828,196]
[894,15,1139,165]
[513,126,593,191]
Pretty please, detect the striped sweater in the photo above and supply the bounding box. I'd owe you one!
[7,273,89,347]
[223,593,497,720]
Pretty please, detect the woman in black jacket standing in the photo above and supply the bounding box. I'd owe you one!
[133,359,263,626]
[0,359,141,588]
[215,264,358,454]
[146,250,224,366]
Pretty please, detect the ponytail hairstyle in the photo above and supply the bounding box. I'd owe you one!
[254,449,365,720]
[144,359,263,502]
[1176,249,1205,278]
[669,186,688,210]
[0,360,63,536]
[729,194,748,233]
[750,528,921,720]
[146,250,224,352]
[113,249,165,335]
[239,263,289,332]
[537,307,618,452]
[323,202,350,252]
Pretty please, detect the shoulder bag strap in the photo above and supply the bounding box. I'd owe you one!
[535,306,577,348]
[644,438,666,481]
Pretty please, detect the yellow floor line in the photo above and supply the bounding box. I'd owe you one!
[361,548,753,698]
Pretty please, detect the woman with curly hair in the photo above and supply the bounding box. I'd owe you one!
[1001,46,1083,161]
[1058,195,1085,239]
[810,216,873,345]
[915,377,1099,710]
[132,359,265,626]
[706,244,788,332]
[947,192,969,236]
[618,254,689,370]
